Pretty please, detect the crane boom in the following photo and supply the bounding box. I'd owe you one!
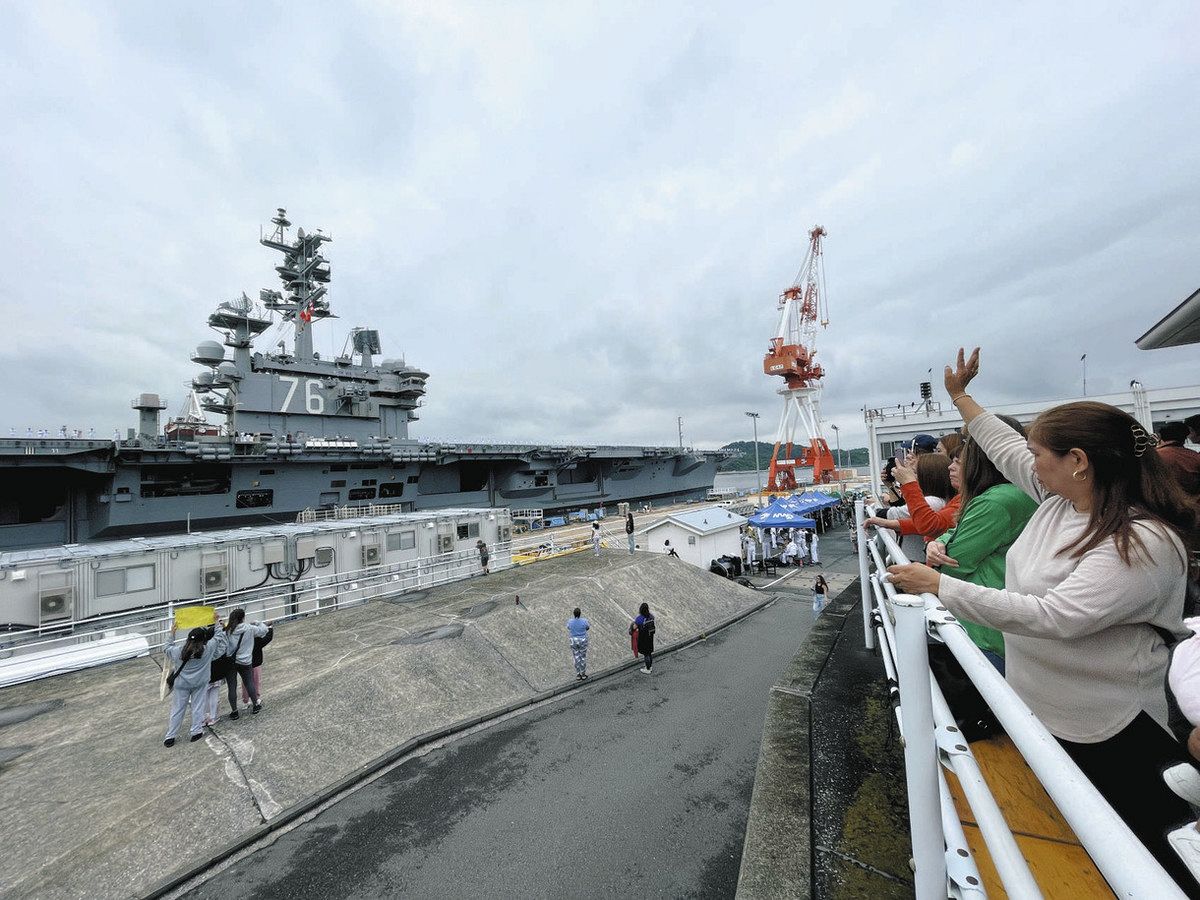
[762,226,835,491]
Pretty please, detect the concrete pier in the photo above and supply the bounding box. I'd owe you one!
[0,551,767,899]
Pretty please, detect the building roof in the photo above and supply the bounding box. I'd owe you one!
[644,506,747,536]
[1137,287,1200,350]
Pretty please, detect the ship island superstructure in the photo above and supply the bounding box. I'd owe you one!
[0,210,725,552]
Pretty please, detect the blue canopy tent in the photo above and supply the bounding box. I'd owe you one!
[778,491,840,517]
[747,498,817,529]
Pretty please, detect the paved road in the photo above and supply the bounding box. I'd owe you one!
[188,596,814,900]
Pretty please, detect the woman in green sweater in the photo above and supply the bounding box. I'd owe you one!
[923,415,1037,742]
[930,414,1039,675]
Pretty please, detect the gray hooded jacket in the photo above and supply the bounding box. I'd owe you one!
[165,628,229,692]
[226,621,270,666]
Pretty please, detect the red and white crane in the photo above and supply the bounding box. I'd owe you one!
[762,225,836,491]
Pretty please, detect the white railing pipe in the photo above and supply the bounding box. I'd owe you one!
[936,765,987,899]
[937,622,1186,899]
[891,592,947,898]
[855,500,875,649]
[929,670,1042,898]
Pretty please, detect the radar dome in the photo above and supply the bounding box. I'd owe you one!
[193,371,215,388]
[216,361,242,380]
[193,341,225,365]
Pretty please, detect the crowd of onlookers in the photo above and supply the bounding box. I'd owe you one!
[876,348,1200,894]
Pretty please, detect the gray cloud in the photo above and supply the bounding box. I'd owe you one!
[2,2,1198,453]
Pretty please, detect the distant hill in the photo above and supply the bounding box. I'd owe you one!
[718,441,869,472]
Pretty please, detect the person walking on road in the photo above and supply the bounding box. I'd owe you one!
[567,607,590,679]
[813,575,829,614]
[476,539,490,575]
[591,522,602,557]
[625,513,636,554]
[163,613,227,746]
[630,602,656,674]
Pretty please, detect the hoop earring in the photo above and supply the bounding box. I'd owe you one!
[1072,471,1087,481]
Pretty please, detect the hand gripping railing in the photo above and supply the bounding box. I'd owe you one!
[854,500,1186,899]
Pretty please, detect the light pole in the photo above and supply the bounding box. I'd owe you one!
[745,411,761,502]
[830,423,843,496]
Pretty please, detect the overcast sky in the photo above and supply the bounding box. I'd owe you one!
[2,2,1197,450]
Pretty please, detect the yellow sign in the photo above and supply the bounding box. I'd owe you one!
[175,606,217,630]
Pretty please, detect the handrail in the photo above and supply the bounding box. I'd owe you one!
[855,500,1186,899]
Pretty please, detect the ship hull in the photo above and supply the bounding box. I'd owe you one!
[0,438,721,551]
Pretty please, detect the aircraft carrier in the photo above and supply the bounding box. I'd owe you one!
[0,210,724,552]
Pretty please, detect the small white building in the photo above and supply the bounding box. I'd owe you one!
[643,506,747,570]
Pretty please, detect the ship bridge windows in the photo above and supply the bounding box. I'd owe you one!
[140,465,231,498]
[379,483,404,499]
[96,564,155,598]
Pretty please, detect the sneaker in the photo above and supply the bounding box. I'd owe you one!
[252,703,262,714]
[1168,823,1200,883]
[1164,764,1200,806]
[639,667,651,674]
[230,710,240,720]
[163,738,176,747]
[190,732,203,743]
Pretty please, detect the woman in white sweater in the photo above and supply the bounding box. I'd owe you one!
[888,348,1199,894]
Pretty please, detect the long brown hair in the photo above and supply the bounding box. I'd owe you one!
[958,415,1026,512]
[915,453,955,500]
[938,432,963,458]
[1028,401,1198,566]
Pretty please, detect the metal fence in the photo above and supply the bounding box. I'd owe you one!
[855,499,1185,899]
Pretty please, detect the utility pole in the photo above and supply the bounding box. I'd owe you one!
[830,423,843,496]
[677,417,683,450]
[745,411,761,501]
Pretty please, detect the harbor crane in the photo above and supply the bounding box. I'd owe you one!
[762,225,836,491]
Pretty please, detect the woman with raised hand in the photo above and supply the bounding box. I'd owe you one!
[866,449,963,545]
[871,454,955,561]
[163,611,227,746]
[887,347,1199,893]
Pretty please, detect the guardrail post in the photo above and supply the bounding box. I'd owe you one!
[855,500,875,650]
[892,592,946,898]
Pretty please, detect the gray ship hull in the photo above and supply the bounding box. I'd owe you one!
[0,438,721,551]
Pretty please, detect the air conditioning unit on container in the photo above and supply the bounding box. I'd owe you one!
[202,565,228,594]
[439,535,454,554]
[39,588,74,624]
[361,545,381,567]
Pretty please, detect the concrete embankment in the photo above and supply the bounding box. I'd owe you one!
[737,584,913,900]
[0,551,764,899]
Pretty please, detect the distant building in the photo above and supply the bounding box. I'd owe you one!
[643,506,747,569]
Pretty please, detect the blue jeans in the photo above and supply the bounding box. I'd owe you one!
[981,650,1005,676]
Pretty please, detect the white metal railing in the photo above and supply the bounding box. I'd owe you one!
[0,543,517,667]
[854,499,1185,899]
[296,503,410,523]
